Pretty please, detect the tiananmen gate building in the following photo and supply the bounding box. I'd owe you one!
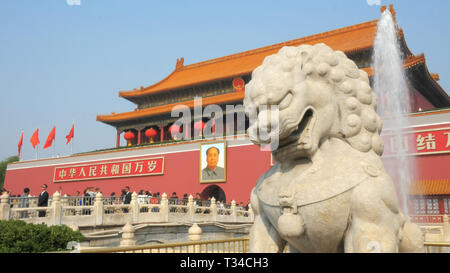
[4,5,450,218]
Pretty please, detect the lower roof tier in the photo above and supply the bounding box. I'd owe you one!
[97,54,450,127]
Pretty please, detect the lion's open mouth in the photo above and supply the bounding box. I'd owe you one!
[276,108,314,151]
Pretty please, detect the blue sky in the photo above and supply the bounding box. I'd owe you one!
[1,0,449,161]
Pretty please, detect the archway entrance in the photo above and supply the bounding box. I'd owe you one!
[201,185,226,203]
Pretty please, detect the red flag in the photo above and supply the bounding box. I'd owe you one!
[66,123,74,144]
[30,129,40,149]
[18,131,24,157]
[43,126,56,149]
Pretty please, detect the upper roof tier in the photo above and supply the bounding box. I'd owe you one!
[119,19,380,100]
[96,54,446,125]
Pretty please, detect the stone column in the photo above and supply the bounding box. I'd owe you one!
[188,223,202,253]
[93,192,103,226]
[130,192,139,224]
[184,123,191,140]
[160,193,169,222]
[187,195,195,221]
[120,222,136,247]
[248,204,254,222]
[116,129,121,148]
[137,129,142,145]
[0,192,10,220]
[231,200,237,222]
[210,197,217,222]
[159,125,164,142]
[443,214,450,241]
[189,223,202,241]
[51,191,62,226]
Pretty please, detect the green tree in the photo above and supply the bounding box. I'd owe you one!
[0,219,84,253]
[0,156,19,189]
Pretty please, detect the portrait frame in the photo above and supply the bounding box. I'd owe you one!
[199,141,227,183]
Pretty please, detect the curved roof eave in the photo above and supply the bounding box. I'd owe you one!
[118,19,379,100]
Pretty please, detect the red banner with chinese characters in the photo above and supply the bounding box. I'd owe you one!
[382,128,450,156]
[53,157,164,182]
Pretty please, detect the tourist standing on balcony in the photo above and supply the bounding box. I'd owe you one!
[137,190,147,205]
[123,186,132,213]
[82,188,92,215]
[138,190,148,212]
[18,187,30,218]
[124,186,132,204]
[150,192,159,212]
[38,184,48,217]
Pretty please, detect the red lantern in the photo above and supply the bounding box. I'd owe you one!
[145,128,157,138]
[169,124,181,140]
[123,131,135,146]
[124,131,135,140]
[169,124,180,134]
[194,121,205,130]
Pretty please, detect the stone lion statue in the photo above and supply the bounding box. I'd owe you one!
[243,43,424,253]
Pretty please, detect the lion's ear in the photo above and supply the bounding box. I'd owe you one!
[299,47,313,67]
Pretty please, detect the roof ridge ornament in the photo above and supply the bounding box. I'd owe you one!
[381,4,397,27]
[176,57,184,70]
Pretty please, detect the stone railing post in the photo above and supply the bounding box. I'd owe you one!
[210,197,217,222]
[248,203,254,222]
[187,195,194,221]
[61,194,69,216]
[231,200,237,222]
[443,215,450,241]
[160,193,169,222]
[188,223,202,253]
[93,192,103,226]
[0,192,10,220]
[51,191,62,226]
[120,222,136,246]
[62,194,68,206]
[130,192,139,224]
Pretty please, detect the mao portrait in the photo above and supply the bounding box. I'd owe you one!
[200,142,226,183]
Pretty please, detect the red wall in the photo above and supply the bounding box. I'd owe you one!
[412,89,434,111]
[5,123,449,205]
[4,144,271,204]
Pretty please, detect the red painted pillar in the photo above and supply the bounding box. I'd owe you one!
[160,126,164,142]
[184,123,190,140]
[137,129,141,145]
[116,130,120,148]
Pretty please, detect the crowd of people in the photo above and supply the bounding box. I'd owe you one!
[2,185,250,213]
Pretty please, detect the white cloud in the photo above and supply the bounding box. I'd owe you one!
[366,0,381,6]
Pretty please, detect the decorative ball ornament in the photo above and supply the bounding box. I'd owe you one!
[278,212,305,238]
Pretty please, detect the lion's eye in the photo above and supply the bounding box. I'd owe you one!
[279,91,293,110]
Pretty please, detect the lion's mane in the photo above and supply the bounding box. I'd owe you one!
[246,43,384,155]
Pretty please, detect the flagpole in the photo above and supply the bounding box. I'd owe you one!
[71,120,74,155]
[53,126,56,158]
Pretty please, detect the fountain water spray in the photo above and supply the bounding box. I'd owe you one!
[372,9,417,218]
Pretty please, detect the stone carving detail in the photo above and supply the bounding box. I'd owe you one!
[244,43,424,252]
